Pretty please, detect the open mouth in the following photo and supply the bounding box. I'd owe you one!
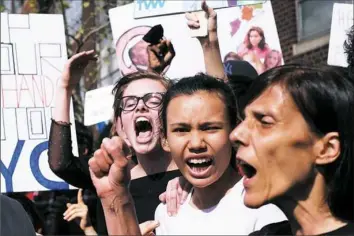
[236,159,257,179]
[186,158,213,172]
[135,117,153,139]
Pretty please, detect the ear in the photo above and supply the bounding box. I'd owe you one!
[314,132,340,165]
[161,136,171,152]
[115,117,132,147]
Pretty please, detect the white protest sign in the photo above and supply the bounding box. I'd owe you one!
[84,85,114,126]
[328,3,354,67]
[0,13,78,192]
[110,0,283,79]
[133,0,266,19]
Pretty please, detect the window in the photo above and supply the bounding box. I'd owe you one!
[297,0,353,41]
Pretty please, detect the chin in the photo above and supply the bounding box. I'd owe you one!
[132,141,159,155]
[243,193,266,209]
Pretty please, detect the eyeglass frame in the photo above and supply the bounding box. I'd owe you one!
[118,92,165,112]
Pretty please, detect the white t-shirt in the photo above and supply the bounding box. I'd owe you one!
[155,180,287,235]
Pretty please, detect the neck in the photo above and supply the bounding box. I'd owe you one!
[191,167,240,210]
[134,147,176,177]
[274,174,347,235]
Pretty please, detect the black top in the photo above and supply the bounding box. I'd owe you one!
[48,120,180,235]
[0,195,36,236]
[250,220,354,235]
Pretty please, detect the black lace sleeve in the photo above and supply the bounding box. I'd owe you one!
[48,119,94,190]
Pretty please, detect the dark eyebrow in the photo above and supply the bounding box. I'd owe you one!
[170,123,191,127]
[199,122,224,127]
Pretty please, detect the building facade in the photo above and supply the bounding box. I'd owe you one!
[272,0,352,65]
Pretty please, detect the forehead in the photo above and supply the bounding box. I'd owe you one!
[250,30,260,35]
[167,91,227,123]
[246,85,298,118]
[123,78,166,97]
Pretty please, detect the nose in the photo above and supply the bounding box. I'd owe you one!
[188,131,207,153]
[135,98,148,112]
[229,120,249,149]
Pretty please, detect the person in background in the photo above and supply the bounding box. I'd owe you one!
[237,26,270,61]
[48,41,178,234]
[223,51,242,62]
[64,189,97,235]
[1,194,37,236]
[263,49,282,71]
[5,193,44,235]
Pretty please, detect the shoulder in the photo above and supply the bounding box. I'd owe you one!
[0,195,36,236]
[1,194,23,211]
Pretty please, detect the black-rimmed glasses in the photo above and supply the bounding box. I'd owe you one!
[119,92,165,111]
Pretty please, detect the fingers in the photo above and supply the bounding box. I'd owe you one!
[185,12,200,29]
[162,40,175,65]
[65,210,86,222]
[159,192,167,203]
[102,136,131,168]
[77,189,83,204]
[88,150,107,178]
[166,177,179,216]
[201,0,216,18]
[139,220,160,236]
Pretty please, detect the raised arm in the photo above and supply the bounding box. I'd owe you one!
[48,51,97,189]
[186,1,226,81]
[89,137,141,235]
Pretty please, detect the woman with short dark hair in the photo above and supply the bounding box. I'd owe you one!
[230,64,354,235]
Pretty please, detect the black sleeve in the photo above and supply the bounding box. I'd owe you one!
[48,120,94,190]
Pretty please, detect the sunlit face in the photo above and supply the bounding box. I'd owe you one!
[249,30,262,47]
[229,85,318,208]
[131,40,149,67]
[117,79,166,154]
[266,51,279,69]
[165,91,232,188]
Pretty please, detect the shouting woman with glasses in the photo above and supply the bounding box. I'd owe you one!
[48,51,179,235]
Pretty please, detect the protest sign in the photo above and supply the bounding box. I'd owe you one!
[109,0,283,79]
[133,0,266,19]
[328,3,354,67]
[84,85,114,126]
[0,13,78,192]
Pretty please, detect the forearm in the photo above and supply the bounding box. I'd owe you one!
[53,84,72,123]
[101,189,141,236]
[202,40,226,81]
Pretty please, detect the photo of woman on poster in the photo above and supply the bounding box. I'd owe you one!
[237,26,270,61]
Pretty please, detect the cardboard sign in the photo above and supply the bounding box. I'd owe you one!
[0,13,78,192]
[328,3,354,67]
[84,85,114,126]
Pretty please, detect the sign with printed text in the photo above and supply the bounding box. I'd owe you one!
[0,13,78,192]
[133,0,266,19]
[328,3,354,67]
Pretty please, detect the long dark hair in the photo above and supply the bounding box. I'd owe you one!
[244,26,266,50]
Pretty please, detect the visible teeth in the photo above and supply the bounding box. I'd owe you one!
[188,158,211,164]
[136,117,149,123]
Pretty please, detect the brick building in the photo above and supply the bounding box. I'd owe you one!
[271,0,352,65]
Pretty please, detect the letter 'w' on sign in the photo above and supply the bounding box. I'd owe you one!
[137,0,165,10]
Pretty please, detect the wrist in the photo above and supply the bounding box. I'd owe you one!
[100,188,133,212]
[83,226,96,235]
